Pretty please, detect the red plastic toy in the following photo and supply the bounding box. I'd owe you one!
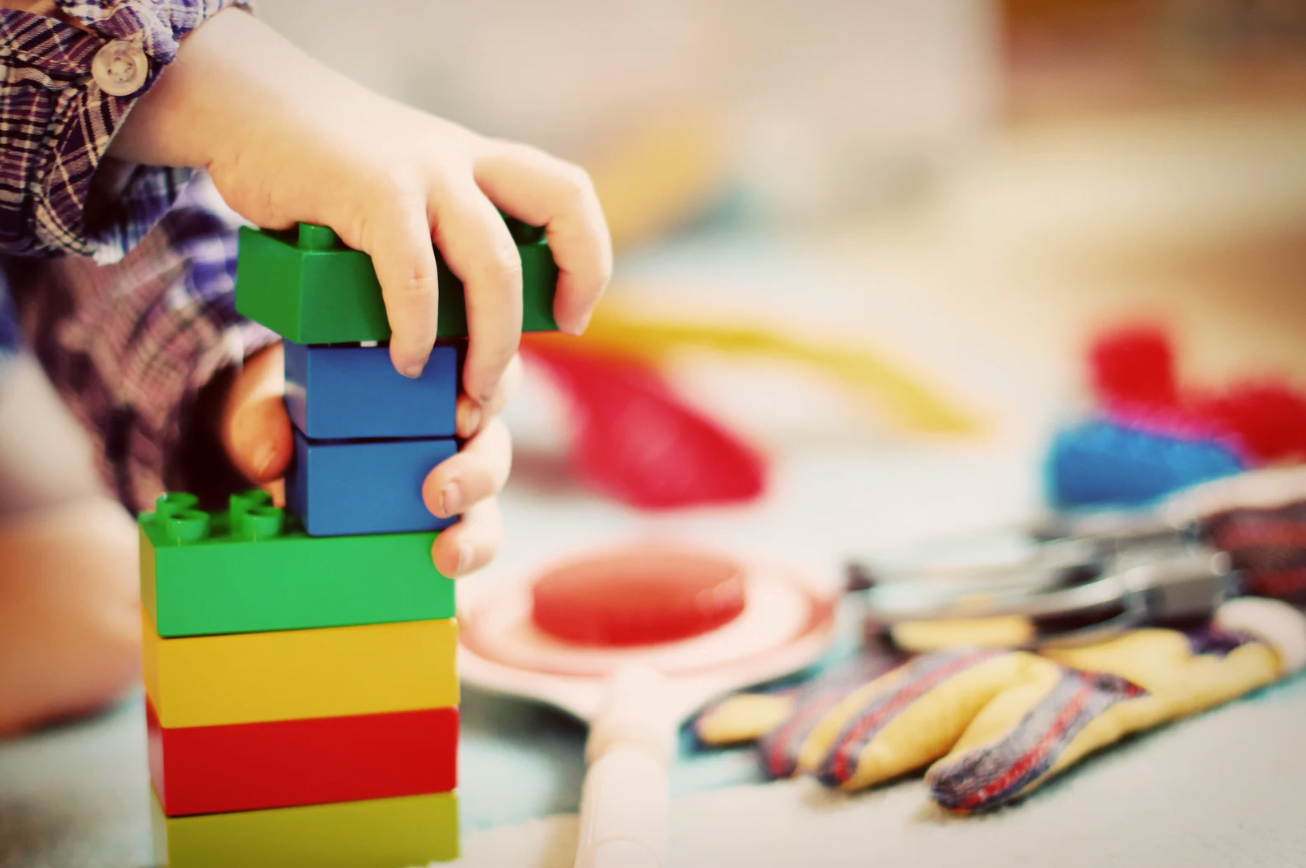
[522,339,767,510]
[530,546,748,646]
[1089,325,1306,465]
[148,701,457,817]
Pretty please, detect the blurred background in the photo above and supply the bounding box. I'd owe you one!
[5,2,1306,864]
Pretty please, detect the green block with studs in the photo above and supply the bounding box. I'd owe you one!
[235,219,559,345]
[140,491,451,638]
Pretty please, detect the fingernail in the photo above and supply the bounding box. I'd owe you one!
[457,402,483,438]
[440,480,464,518]
[403,363,425,379]
[561,309,593,336]
[252,442,277,477]
[455,540,474,575]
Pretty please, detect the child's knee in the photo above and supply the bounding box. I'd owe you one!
[0,497,140,737]
[0,355,105,518]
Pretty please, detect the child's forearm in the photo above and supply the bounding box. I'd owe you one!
[0,0,250,258]
[106,7,274,169]
[109,8,373,181]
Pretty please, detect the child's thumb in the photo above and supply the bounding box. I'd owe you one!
[220,345,294,484]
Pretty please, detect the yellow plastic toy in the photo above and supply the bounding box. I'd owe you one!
[142,614,459,728]
[531,304,980,436]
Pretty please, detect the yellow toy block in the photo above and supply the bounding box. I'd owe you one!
[150,787,458,867]
[142,613,458,728]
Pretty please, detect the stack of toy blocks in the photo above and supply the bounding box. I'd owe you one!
[141,219,558,867]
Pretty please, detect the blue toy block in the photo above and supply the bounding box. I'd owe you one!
[1045,418,1245,509]
[284,342,459,441]
[288,432,458,537]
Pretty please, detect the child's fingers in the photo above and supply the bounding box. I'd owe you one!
[474,142,612,335]
[456,353,523,439]
[431,179,523,404]
[226,395,294,484]
[220,344,294,483]
[368,195,441,378]
[422,416,512,521]
[431,497,503,577]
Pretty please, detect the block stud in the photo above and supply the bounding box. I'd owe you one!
[229,489,273,515]
[229,489,278,539]
[298,223,341,251]
[164,509,211,545]
[239,505,287,541]
[155,492,199,520]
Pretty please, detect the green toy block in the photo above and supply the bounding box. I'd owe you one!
[235,218,559,344]
[140,491,452,638]
[151,787,458,867]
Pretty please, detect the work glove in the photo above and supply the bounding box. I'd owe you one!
[695,598,1306,812]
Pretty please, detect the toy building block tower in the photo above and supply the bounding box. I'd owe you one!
[140,218,557,867]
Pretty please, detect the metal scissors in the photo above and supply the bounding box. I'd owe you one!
[849,467,1306,646]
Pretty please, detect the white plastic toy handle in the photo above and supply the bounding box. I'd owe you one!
[574,666,675,868]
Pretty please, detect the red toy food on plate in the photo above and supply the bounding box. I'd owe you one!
[531,547,748,646]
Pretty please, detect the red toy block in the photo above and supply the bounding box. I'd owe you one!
[148,699,458,817]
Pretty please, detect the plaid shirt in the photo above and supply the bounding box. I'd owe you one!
[0,2,274,512]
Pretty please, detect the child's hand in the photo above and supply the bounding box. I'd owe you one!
[108,9,608,577]
[111,8,611,404]
[218,344,517,577]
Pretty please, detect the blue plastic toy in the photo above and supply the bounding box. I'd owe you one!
[288,432,458,537]
[284,341,458,441]
[1045,418,1245,509]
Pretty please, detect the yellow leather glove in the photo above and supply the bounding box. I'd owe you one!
[696,598,1306,811]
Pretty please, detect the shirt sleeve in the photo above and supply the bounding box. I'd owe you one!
[0,1,245,262]
[3,172,278,513]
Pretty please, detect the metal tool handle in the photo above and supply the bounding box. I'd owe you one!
[861,569,1134,623]
[862,540,1237,647]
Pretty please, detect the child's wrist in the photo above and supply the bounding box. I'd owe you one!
[108,7,304,171]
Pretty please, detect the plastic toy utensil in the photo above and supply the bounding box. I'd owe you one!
[458,544,838,868]
[553,306,979,435]
[521,340,766,509]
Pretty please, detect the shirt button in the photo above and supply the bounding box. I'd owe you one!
[92,40,150,97]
